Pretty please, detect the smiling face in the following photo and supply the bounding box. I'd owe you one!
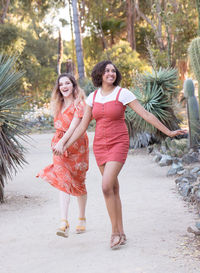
[102,64,117,86]
[58,76,73,98]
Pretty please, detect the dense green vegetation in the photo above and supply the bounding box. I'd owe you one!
[0,0,198,105]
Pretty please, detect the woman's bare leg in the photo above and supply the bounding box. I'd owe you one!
[99,161,123,234]
[99,165,124,234]
[58,191,70,236]
[59,190,70,220]
[77,194,87,218]
[113,179,124,235]
[76,194,87,233]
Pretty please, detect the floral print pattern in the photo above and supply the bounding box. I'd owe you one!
[37,102,89,196]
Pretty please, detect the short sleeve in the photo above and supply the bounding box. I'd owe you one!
[74,101,85,118]
[119,88,137,105]
[86,92,94,107]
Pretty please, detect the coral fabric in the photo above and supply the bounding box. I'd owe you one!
[37,101,89,196]
[92,88,129,166]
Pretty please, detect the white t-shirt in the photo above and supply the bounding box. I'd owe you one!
[86,86,137,107]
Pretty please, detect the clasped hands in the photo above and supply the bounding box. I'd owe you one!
[53,140,68,156]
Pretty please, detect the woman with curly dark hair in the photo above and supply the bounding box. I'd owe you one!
[55,60,187,249]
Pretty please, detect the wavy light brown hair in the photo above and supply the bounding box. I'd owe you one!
[50,73,85,117]
[91,60,122,87]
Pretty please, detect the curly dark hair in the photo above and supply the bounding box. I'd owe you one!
[91,60,121,87]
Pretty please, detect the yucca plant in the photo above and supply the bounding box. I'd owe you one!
[0,54,27,202]
[126,68,180,148]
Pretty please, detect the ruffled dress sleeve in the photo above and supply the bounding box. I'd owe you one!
[74,101,85,118]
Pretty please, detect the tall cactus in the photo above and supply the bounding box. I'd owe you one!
[183,79,200,148]
[188,37,200,107]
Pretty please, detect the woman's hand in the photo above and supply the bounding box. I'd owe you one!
[53,141,65,156]
[168,129,188,138]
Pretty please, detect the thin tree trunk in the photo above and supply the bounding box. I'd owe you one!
[135,0,165,50]
[68,0,75,74]
[196,0,200,36]
[0,0,10,24]
[71,0,85,79]
[0,179,4,203]
[126,0,136,50]
[57,29,63,75]
[98,17,108,50]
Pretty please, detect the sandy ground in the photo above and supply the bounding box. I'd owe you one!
[0,132,200,273]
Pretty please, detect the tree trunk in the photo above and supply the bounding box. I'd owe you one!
[71,0,85,80]
[196,0,200,36]
[135,0,165,51]
[0,179,4,203]
[0,0,10,24]
[68,0,75,74]
[98,17,108,50]
[57,29,63,75]
[126,0,136,50]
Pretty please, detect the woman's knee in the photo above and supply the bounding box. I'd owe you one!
[102,183,113,196]
[102,179,119,196]
[113,183,119,195]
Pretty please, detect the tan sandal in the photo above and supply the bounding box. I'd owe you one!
[76,217,86,234]
[56,219,69,238]
[120,233,127,245]
[110,233,121,249]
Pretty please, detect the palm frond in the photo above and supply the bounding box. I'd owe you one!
[0,54,28,202]
[126,67,180,146]
[143,68,179,95]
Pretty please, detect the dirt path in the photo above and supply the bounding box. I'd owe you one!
[0,132,199,273]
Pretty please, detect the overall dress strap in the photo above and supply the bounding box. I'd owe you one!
[116,88,122,102]
[92,89,98,106]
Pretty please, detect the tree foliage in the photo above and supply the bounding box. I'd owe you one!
[0,0,199,106]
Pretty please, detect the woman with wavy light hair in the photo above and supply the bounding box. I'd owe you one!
[37,73,89,238]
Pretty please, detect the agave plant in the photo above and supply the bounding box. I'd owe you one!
[126,68,180,148]
[0,54,27,202]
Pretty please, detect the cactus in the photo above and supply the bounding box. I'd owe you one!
[188,37,200,107]
[184,79,200,148]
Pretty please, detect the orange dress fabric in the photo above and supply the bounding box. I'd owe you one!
[37,101,89,196]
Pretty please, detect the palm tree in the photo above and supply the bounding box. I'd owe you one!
[0,54,27,202]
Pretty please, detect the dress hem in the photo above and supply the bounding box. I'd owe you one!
[36,175,87,197]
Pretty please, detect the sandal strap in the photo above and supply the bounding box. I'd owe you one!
[76,226,85,230]
[61,219,69,227]
[78,217,86,221]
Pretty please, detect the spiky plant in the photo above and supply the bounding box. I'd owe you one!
[126,68,180,148]
[0,54,27,202]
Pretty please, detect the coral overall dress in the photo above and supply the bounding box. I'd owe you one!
[92,88,129,166]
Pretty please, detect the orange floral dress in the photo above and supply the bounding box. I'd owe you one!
[37,101,89,196]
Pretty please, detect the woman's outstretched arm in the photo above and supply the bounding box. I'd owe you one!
[128,100,187,137]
